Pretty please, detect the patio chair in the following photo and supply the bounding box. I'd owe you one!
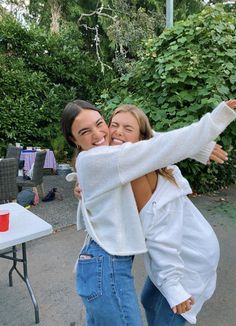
[6,145,22,175]
[0,158,18,203]
[16,151,46,197]
[6,145,21,160]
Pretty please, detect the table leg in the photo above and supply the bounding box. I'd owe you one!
[9,246,17,286]
[0,244,40,324]
[22,243,40,324]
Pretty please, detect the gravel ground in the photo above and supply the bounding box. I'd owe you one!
[29,175,78,230]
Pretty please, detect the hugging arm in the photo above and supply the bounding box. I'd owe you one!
[118,101,236,184]
[152,99,236,165]
[190,142,228,164]
[188,99,236,163]
[78,101,236,195]
[152,135,228,165]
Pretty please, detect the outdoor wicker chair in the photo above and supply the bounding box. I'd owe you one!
[6,145,22,174]
[6,145,21,161]
[16,151,46,197]
[0,158,18,203]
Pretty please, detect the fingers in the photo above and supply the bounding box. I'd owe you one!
[210,154,226,164]
[74,185,82,199]
[213,146,228,158]
[226,100,236,109]
[210,144,228,164]
[185,299,192,311]
[213,144,223,152]
[174,297,195,315]
[176,303,185,314]
[172,306,177,314]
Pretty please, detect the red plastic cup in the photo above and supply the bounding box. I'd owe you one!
[0,210,10,232]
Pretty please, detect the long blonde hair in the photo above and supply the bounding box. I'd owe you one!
[110,104,177,186]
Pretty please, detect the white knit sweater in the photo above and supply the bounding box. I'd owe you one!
[76,102,236,255]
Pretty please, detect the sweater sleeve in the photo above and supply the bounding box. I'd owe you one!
[119,101,236,184]
[190,141,216,165]
[78,102,236,196]
[152,131,215,165]
[144,197,191,308]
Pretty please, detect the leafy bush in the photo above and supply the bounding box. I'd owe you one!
[0,52,76,152]
[99,5,236,192]
[0,14,114,158]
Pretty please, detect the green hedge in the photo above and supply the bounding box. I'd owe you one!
[0,14,113,158]
[99,5,236,192]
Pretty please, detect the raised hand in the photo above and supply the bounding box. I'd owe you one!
[208,143,228,164]
[226,100,236,109]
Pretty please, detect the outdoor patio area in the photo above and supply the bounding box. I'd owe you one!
[0,175,236,326]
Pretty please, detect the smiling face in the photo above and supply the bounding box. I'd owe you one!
[109,111,141,145]
[71,109,110,151]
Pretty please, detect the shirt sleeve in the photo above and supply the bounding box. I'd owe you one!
[190,141,216,165]
[144,197,191,308]
[78,102,236,196]
[152,131,216,165]
[119,101,235,184]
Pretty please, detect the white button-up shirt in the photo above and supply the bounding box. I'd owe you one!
[141,165,220,324]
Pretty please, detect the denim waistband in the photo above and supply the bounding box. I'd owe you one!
[81,235,134,260]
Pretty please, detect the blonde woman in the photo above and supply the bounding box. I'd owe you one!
[109,104,225,325]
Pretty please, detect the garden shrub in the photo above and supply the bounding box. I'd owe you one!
[0,14,113,158]
[99,4,236,192]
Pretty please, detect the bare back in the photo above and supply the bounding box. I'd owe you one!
[131,171,158,212]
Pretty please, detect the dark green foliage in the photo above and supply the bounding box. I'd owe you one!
[0,3,235,191]
[99,5,236,192]
[0,14,112,158]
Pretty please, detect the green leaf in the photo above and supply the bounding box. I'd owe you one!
[229,75,236,84]
[178,91,195,102]
[216,85,230,95]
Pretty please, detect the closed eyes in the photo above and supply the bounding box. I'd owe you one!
[78,119,104,136]
[110,123,134,132]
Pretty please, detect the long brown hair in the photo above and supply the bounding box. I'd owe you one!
[61,99,101,169]
[110,104,177,186]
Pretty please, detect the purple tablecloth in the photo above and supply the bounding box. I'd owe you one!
[20,150,57,173]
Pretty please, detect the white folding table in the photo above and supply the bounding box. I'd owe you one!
[0,203,53,324]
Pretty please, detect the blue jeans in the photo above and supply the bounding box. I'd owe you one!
[141,277,186,326]
[76,239,142,326]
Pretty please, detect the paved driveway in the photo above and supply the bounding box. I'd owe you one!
[0,176,235,326]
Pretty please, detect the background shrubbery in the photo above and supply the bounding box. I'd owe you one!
[98,5,236,192]
[0,14,112,157]
[0,2,235,192]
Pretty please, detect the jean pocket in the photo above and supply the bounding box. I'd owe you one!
[76,255,103,302]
